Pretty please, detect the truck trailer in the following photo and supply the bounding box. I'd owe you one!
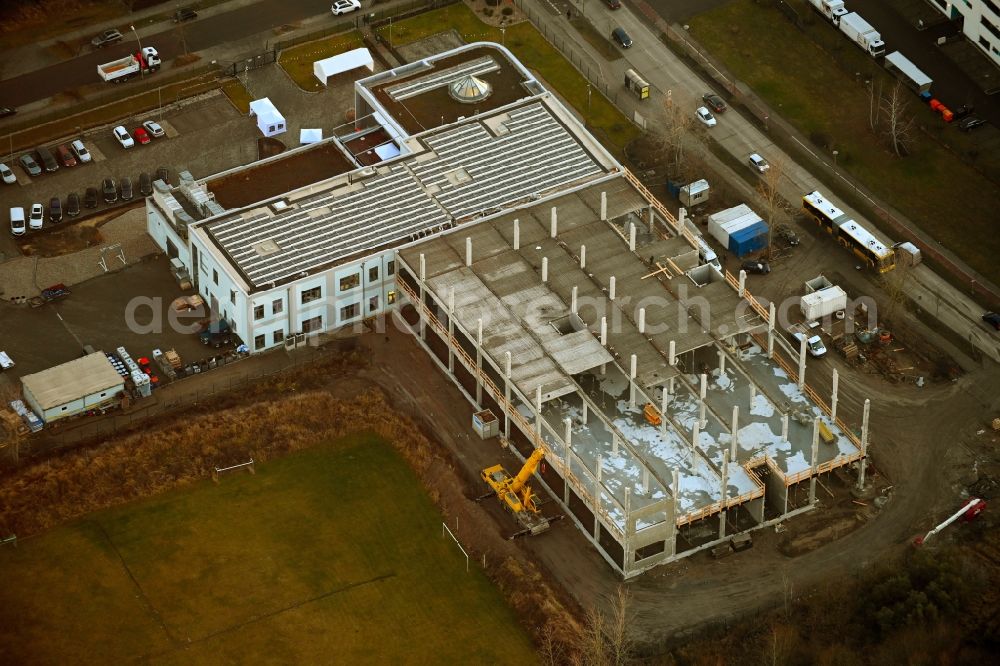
[808,0,847,25]
[97,46,161,83]
[884,51,932,94]
[839,13,885,58]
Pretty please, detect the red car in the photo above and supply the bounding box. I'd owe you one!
[133,127,151,145]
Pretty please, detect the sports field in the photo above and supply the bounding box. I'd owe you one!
[0,434,536,664]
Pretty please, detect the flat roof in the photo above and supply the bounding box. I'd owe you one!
[21,353,124,410]
[198,97,613,291]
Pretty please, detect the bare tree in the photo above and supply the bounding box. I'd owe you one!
[757,156,786,259]
[881,258,912,323]
[539,626,565,666]
[867,78,883,133]
[880,80,915,157]
[577,586,634,666]
[580,604,608,666]
[648,95,690,179]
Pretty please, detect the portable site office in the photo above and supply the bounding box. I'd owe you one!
[20,352,125,423]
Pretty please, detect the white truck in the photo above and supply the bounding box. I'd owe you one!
[839,13,885,58]
[800,286,847,321]
[808,0,847,25]
[97,46,161,83]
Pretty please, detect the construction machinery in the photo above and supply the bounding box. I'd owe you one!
[914,498,985,546]
[479,447,559,538]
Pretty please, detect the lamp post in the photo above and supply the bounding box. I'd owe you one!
[130,25,144,78]
[832,150,839,167]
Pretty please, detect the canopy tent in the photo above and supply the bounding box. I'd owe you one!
[300,128,323,145]
[248,97,286,137]
[313,48,374,86]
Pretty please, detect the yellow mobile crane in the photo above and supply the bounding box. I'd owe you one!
[479,448,558,538]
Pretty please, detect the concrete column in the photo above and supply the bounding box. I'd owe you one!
[629,354,637,408]
[564,419,573,505]
[730,405,739,460]
[580,244,586,269]
[419,253,427,341]
[612,434,619,456]
[513,219,520,250]
[858,398,871,489]
[719,450,730,539]
[571,286,578,314]
[749,384,756,410]
[668,376,675,396]
[809,418,820,504]
[550,207,558,238]
[648,205,654,232]
[541,257,548,283]
[781,413,789,441]
[629,223,636,252]
[668,340,676,366]
[660,388,668,435]
[609,276,616,301]
[678,207,686,226]
[798,335,808,389]
[638,307,646,334]
[718,350,726,377]
[447,287,455,373]
[534,386,542,443]
[475,318,483,406]
[594,456,603,540]
[738,270,746,298]
[623,487,632,569]
[767,302,776,359]
[642,467,650,494]
[581,400,588,425]
[564,417,572,455]
[831,369,840,422]
[465,237,472,267]
[600,316,607,346]
[692,421,701,457]
[504,351,512,437]
[699,373,708,427]
[600,191,607,220]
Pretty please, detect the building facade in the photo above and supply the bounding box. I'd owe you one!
[929,0,1000,66]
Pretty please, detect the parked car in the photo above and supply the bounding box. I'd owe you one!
[603,0,622,8]
[748,153,770,173]
[35,146,59,172]
[55,144,77,167]
[330,0,361,16]
[791,330,827,357]
[741,260,770,274]
[0,106,16,119]
[952,104,974,121]
[139,171,152,196]
[91,29,123,48]
[102,177,118,203]
[173,8,198,21]
[702,92,727,113]
[776,224,800,246]
[695,106,717,127]
[983,312,1000,331]
[19,153,42,177]
[958,117,987,132]
[113,125,134,149]
[611,27,633,48]
[66,192,81,217]
[48,197,62,223]
[29,203,44,230]
[133,127,151,145]
[9,207,26,235]
[85,187,99,209]
[0,162,15,185]
[70,139,92,163]
[142,120,165,138]
[199,319,233,347]
[121,176,134,201]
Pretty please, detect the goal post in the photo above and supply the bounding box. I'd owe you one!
[441,522,469,573]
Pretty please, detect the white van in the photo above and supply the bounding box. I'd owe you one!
[9,207,26,235]
[696,237,722,272]
[70,139,92,163]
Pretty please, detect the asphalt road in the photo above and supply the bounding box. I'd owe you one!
[0,0,333,107]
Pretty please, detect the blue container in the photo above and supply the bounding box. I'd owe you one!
[728,221,769,256]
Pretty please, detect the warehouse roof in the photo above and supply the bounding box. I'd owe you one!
[21,353,124,411]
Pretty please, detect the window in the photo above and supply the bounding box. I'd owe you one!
[387,260,395,276]
[301,286,322,304]
[302,315,322,333]
[980,36,992,51]
[369,295,379,312]
[272,298,283,315]
[254,305,264,320]
[213,269,218,285]
[254,334,266,350]
[340,303,359,320]
[273,329,284,344]
[230,290,236,305]
[387,290,397,305]
[983,16,1000,40]
[369,266,379,282]
[339,273,360,291]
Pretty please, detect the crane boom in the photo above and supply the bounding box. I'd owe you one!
[914,498,984,545]
[509,449,544,494]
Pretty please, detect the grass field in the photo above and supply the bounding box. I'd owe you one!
[0,434,536,664]
[278,31,366,92]
[380,3,640,156]
[688,0,1000,279]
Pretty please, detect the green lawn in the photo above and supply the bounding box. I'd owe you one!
[380,3,640,156]
[0,434,536,664]
[689,0,1000,279]
[278,31,366,92]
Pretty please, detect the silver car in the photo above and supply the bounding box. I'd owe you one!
[0,162,15,185]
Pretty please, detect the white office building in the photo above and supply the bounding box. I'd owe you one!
[928,0,1000,66]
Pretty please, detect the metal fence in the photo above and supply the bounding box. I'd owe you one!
[225,49,277,77]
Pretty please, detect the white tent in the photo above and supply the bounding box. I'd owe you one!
[313,48,374,86]
[248,97,286,137]
[300,128,323,145]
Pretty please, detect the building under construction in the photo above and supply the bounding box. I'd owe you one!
[147,43,873,578]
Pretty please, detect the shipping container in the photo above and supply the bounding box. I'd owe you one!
[800,286,848,320]
[707,204,768,257]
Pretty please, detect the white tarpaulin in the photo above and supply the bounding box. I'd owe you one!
[249,97,286,137]
[374,142,401,160]
[300,128,323,145]
[313,48,374,86]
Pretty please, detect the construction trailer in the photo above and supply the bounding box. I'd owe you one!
[20,353,125,424]
[707,204,769,257]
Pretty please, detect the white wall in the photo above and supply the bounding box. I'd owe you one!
[932,0,1000,65]
[146,201,190,266]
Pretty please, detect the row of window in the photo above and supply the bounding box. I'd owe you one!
[250,291,399,351]
[340,261,395,293]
